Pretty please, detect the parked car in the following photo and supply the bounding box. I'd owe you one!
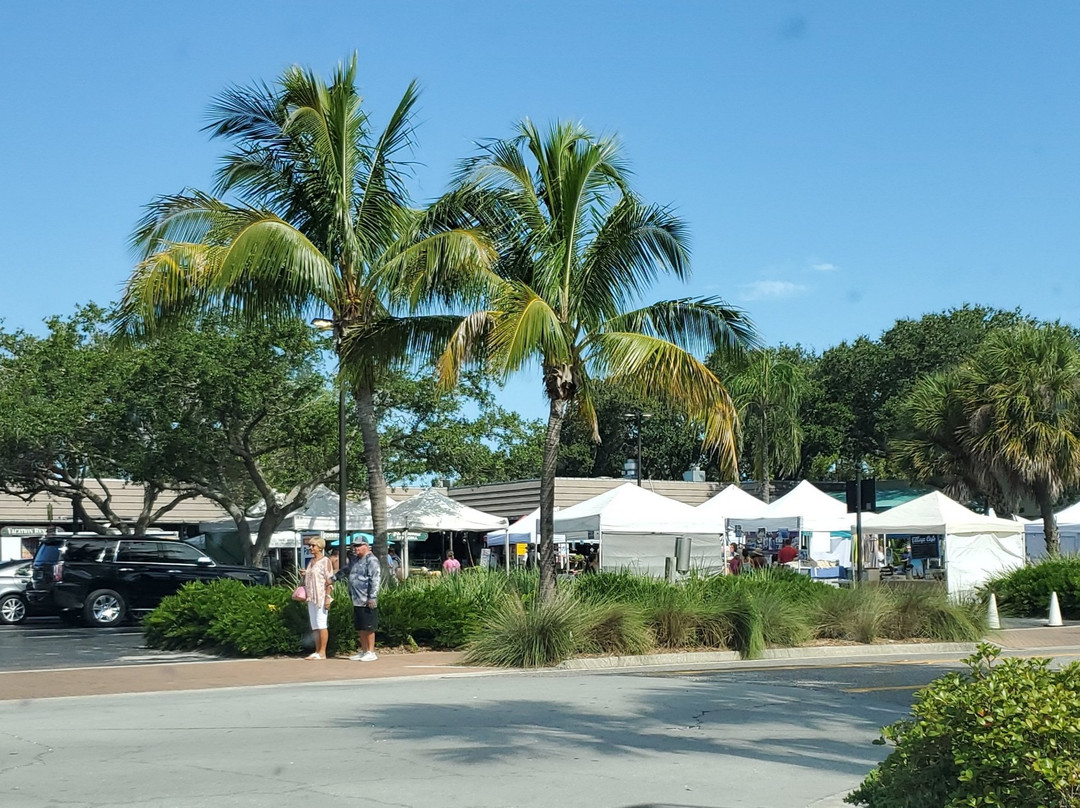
[28,537,271,627]
[0,559,38,625]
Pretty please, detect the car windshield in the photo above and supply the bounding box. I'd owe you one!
[34,544,62,564]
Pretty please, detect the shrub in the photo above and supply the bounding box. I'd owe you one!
[379,570,516,649]
[144,580,355,657]
[464,593,584,668]
[985,555,1080,618]
[847,644,1080,807]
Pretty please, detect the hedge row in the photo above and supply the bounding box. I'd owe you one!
[144,567,983,664]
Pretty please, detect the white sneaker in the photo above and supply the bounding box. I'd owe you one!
[348,653,364,661]
[359,651,378,662]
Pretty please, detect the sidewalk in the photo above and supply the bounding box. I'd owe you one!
[0,651,489,701]
[5,624,1079,702]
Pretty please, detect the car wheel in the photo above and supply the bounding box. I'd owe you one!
[0,594,27,625]
[83,589,126,628]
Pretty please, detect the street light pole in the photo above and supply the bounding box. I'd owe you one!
[337,379,347,570]
[635,412,643,487]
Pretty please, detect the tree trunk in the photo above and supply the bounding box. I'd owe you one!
[760,410,770,504]
[539,396,569,604]
[1037,486,1060,557]
[253,511,284,568]
[355,382,389,568]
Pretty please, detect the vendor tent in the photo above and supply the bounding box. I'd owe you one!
[200,485,398,538]
[552,483,727,575]
[725,481,852,564]
[386,489,507,533]
[485,507,563,547]
[1023,500,1080,558]
[861,491,1025,598]
[695,485,767,522]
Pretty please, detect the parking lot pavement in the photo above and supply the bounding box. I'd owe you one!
[0,618,218,672]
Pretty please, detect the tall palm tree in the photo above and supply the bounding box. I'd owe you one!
[726,348,805,502]
[438,121,757,600]
[117,56,494,564]
[893,324,1080,555]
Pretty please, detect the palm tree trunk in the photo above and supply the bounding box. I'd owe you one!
[760,410,770,504]
[1037,486,1060,557]
[539,397,568,603]
[355,382,390,567]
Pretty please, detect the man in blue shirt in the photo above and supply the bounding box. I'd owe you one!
[336,539,381,662]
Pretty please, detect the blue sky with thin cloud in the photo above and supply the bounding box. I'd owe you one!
[2,2,1078,418]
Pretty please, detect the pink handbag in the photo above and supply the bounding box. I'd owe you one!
[291,585,307,602]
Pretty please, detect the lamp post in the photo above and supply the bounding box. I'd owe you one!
[313,318,348,570]
[624,411,652,486]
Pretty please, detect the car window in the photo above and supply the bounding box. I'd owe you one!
[115,541,168,563]
[34,544,62,564]
[65,541,111,563]
[159,543,206,564]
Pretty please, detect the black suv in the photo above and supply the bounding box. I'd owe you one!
[28,537,271,627]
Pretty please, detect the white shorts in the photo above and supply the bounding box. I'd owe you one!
[307,602,329,630]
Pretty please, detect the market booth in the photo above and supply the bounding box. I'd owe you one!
[552,483,727,576]
[694,485,766,523]
[724,481,853,567]
[860,491,1025,599]
[386,489,507,576]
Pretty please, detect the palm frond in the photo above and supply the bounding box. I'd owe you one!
[436,311,497,388]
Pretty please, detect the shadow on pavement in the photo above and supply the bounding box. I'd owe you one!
[334,674,899,778]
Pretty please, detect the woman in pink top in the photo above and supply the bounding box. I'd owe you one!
[442,551,461,575]
[303,538,336,659]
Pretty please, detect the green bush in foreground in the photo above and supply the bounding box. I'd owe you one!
[985,555,1080,619]
[464,593,584,668]
[847,644,1080,808]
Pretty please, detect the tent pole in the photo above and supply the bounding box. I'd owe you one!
[504,530,510,575]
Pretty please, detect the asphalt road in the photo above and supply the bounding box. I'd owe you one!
[0,660,956,808]
[0,618,217,672]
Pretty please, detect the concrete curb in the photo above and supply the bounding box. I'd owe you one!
[557,642,977,670]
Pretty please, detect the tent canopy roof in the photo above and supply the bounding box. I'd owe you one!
[861,491,1023,535]
[764,481,848,519]
[553,483,720,535]
[386,489,507,532]
[696,485,766,519]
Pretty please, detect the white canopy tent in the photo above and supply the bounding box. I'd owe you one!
[552,483,727,576]
[861,491,1025,598]
[485,507,564,548]
[199,485,398,543]
[385,489,507,577]
[695,485,767,522]
[1024,501,1080,559]
[725,481,853,564]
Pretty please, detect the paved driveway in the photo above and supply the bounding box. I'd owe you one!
[0,619,215,672]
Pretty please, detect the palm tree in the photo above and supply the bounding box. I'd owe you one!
[962,325,1080,556]
[437,121,757,600]
[117,56,494,564]
[726,348,805,502]
[894,324,1080,555]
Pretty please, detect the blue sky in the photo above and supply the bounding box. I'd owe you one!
[2,2,1078,419]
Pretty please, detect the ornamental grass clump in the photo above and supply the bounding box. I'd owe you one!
[847,644,1080,808]
[464,593,584,668]
[577,602,654,656]
[813,585,892,644]
[881,583,984,642]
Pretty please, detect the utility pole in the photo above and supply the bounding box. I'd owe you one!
[625,411,652,486]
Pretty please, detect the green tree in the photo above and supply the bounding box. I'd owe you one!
[723,348,806,502]
[438,121,756,600]
[557,388,712,482]
[118,56,493,565]
[0,306,201,532]
[894,324,1080,555]
[373,369,544,486]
